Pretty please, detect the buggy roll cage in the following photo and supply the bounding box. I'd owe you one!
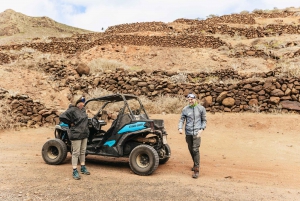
[84,94,150,120]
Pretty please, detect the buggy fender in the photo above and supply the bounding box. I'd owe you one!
[116,128,152,155]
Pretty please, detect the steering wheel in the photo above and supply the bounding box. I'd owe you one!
[91,117,100,130]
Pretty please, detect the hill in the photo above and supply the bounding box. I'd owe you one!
[1,7,300,128]
[0,9,92,45]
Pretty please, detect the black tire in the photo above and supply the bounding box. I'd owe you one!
[129,144,159,176]
[41,139,68,165]
[159,144,171,164]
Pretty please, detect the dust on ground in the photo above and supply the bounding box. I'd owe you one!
[0,113,300,201]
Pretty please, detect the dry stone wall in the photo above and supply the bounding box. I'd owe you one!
[174,11,296,26]
[92,69,300,113]
[0,52,16,64]
[0,88,60,128]
[37,61,300,114]
[0,35,226,54]
[2,65,300,130]
[105,22,171,34]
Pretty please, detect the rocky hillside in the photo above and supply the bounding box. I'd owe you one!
[0,9,92,45]
[1,7,300,129]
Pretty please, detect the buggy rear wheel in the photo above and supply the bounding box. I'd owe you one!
[129,144,159,176]
[42,139,68,165]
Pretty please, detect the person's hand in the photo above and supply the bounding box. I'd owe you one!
[179,129,183,134]
[197,129,203,137]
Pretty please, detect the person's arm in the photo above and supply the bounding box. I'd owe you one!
[178,109,186,134]
[59,108,74,126]
[200,106,207,130]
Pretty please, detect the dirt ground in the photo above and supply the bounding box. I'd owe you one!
[0,113,300,201]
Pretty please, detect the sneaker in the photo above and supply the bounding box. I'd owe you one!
[192,167,199,179]
[73,169,81,180]
[81,165,90,175]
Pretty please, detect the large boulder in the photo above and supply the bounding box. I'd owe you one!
[202,96,212,108]
[280,101,300,111]
[76,63,90,76]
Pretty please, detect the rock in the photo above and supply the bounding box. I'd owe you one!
[252,85,263,92]
[202,96,212,108]
[270,89,284,97]
[280,101,300,111]
[249,99,258,106]
[222,97,235,107]
[246,51,256,56]
[216,91,228,102]
[76,63,90,76]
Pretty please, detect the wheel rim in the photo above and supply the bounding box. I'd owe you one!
[47,146,59,159]
[136,153,150,168]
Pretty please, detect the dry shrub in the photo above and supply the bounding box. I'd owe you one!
[169,72,187,83]
[88,58,128,74]
[86,88,186,114]
[0,100,20,130]
[205,76,219,84]
[222,78,240,85]
[240,10,249,15]
[278,60,300,77]
[139,95,186,114]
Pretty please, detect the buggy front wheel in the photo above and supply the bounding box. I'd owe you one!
[129,144,159,176]
[41,139,68,165]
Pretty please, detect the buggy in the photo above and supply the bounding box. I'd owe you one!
[41,94,171,176]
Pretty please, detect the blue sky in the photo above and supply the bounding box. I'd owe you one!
[0,0,300,31]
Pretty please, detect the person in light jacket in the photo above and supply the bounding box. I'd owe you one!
[59,96,90,180]
[178,93,207,179]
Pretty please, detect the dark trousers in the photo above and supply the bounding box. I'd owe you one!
[185,135,201,168]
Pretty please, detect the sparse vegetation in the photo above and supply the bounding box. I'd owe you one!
[270,104,282,114]
[205,76,219,84]
[250,104,261,113]
[0,99,20,130]
[86,88,186,114]
[240,10,249,15]
[278,60,300,77]
[88,58,128,74]
[206,14,219,19]
[169,72,187,83]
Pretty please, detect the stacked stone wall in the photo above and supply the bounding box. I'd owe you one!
[105,22,171,34]
[0,89,60,128]
[37,61,300,114]
[0,35,226,54]
[2,65,300,130]
[0,52,16,64]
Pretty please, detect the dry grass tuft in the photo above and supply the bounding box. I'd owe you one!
[88,58,128,74]
[0,99,20,130]
[86,88,186,114]
[277,60,300,77]
[139,95,186,114]
[169,72,188,83]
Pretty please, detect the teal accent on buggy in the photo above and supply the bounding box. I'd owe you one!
[59,122,69,127]
[117,122,146,134]
[103,140,116,147]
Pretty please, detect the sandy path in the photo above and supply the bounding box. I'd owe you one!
[0,113,300,201]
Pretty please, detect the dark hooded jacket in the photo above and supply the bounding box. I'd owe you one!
[59,104,89,140]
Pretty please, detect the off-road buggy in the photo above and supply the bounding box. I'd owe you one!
[41,94,171,176]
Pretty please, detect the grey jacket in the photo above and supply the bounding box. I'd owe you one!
[59,105,89,140]
[178,104,207,135]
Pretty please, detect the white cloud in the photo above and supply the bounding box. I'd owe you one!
[0,0,299,31]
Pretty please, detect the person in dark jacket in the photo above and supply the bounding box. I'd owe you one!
[178,93,207,179]
[59,96,90,180]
